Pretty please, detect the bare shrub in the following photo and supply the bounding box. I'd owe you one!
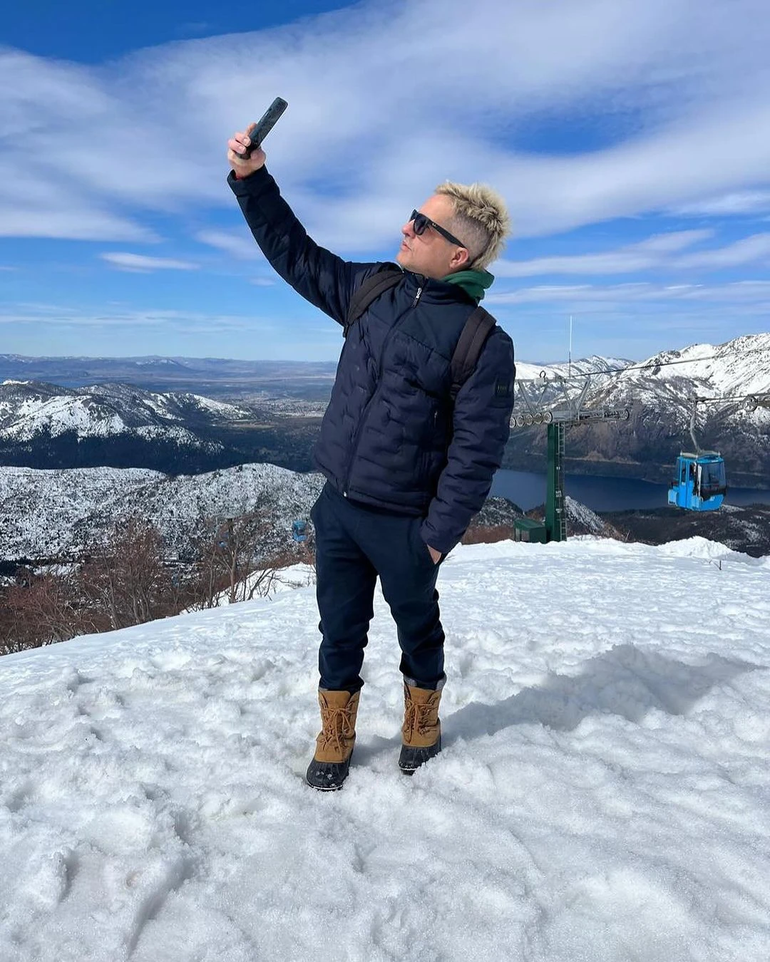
[0,567,104,655]
[0,505,313,656]
[79,516,175,630]
[461,524,514,545]
[187,506,305,608]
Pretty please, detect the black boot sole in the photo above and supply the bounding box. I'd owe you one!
[399,737,441,774]
[306,752,353,791]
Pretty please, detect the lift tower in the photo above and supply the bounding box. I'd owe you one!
[513,372,630,542]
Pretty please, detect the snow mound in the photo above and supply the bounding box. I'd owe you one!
[656,535,761,564]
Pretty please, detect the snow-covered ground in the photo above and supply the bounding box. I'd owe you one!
[1,537,769,961]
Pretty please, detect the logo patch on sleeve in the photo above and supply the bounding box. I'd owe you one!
[495,378,513,398]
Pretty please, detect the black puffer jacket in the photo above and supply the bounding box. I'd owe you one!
[229,167,515,554]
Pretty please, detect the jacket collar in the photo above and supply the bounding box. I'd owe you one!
[404,272,477,306]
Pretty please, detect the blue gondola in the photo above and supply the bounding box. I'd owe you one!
[292,519,307,543]
[667,452,726,511]
[667,397,727,512]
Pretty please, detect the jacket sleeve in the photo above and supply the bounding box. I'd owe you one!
[228,167,378,325]
[420,328,515,554]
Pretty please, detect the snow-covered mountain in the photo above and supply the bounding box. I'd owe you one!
[0,380,269,474]
[1,537,769,961]
[0,463,325,562]
[0,380,249,441]
[2,335,768,484]
[508,333,770,486]
[0,460,528,567]
[514,353,632,383]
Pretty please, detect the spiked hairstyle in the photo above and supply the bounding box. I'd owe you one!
[434,181,512,271]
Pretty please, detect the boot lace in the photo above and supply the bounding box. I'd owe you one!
[319,704,356,756]
[404,700,437,739]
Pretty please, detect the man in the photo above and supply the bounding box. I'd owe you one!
[227,124,515,791]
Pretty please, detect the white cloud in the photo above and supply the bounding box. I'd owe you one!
[673,190,770,216]
[497,230,770,278]
[195,230,265,260]
[675,234,770,269]
[0,303,275,333]
[0,0,768,244]
[487,279,770,307]
[486,280,770,359]
[0,163,158,241]
[100,253,199,272]
[497,230,714,277]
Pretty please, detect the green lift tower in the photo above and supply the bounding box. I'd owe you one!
[512,373,631,544]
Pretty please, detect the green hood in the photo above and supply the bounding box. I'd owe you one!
[441,269,494,304]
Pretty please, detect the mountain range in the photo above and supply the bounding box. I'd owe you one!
[508,333,770,486]
[1,333,769,486]
[2,460,768,578]
[0,355,337,398]
[0,379,315,474]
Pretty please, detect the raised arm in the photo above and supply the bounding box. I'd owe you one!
[227,126,377,325]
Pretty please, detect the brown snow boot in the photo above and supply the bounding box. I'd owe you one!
[306,689,360,791]
[399,681,442,774]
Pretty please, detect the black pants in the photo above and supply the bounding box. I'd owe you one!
[310,482,445,693]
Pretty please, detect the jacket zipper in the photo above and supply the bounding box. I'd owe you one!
[342,283,424,496]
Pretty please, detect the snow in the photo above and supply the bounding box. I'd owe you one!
[564,494,609,534]
[1,538,769,961]
[0,463,323,561]
[655,535,757,564]
[613,334,770,411]
[0,382,250,443]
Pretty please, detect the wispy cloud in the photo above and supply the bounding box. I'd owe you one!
[488,279,770,308]
[497,230,714,277]
[195,230,264,260]
[99,253,199,272]
[1,0,768,362]
[487,279,770,357]
[0,303,275,333]
[0,301,340,360]
[1,0,769,245]
[673,190,770,216]
[498,230,770,277]
[676,234,770,269]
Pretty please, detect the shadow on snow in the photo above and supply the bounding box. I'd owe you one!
[444,644,764,743]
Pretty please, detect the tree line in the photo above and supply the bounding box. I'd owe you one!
[0,512,314,656]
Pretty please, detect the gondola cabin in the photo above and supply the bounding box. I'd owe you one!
[292,519,308,543]
[667,453,726,512]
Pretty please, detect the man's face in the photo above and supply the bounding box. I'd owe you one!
[396,194,469,279]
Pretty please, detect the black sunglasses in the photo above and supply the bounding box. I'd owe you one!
[410,209,466,249]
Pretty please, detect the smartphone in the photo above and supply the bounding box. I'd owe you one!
[241,97,288,157]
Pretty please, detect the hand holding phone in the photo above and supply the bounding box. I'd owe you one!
[240,97,288,158]
[228,97,288,175]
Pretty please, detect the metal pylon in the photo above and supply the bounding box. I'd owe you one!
[546,422,567,542]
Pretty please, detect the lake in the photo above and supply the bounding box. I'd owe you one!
[490,469,770,513]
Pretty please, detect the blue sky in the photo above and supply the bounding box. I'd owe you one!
[1,0,769,364]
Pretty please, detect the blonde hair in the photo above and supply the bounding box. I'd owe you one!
[434,181,511,271]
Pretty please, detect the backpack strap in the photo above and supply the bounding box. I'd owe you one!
[345,263,402,336]
[449,307,496,401]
